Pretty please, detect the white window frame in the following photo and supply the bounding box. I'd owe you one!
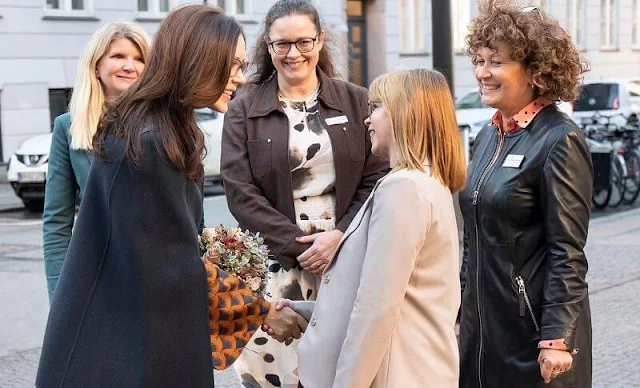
[566,0,586,49]
[600,0,619,49]
[633,0,640,48]
[44,0,94,17]
[399,0,424,53]
[452,0,471,52]
[214,0,251,19]
[136,0,175,18]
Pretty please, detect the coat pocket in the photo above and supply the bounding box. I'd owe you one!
[247,139,272,178]
[515,276,540,332]
[341,126,366,163]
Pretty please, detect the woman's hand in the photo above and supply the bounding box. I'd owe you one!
[296,230,344,275]
[262,300,306,345]
[538,349,573,384]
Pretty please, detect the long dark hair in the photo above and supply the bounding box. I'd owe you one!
[95,5,243,181]
[248,0,337,86]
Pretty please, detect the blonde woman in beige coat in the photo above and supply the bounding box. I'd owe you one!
[264,68,467,388]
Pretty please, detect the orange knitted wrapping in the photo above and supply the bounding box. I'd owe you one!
[204,260,271,370]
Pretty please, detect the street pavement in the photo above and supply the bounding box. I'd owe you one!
[0,185,639,387]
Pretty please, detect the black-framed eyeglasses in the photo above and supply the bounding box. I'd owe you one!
[521,6,544,20]
[368,100,381,118]
[231,59,249,77]
[267,34,320,55]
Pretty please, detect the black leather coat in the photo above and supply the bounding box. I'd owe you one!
[458,105,593,388]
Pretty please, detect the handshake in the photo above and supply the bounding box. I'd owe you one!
[262,299,309,346]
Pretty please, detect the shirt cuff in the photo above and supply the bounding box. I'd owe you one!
[537,339,579,355]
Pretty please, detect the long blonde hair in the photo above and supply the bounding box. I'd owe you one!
[369,68,467,193]
[69,22,150,150]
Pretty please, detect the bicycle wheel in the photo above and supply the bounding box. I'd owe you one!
[592,184,612,209]
[623,150,640,204]
[608,155,626,208]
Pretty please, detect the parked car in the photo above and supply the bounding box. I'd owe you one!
[6,133,52,211]
[6,110,224,212]
[455,90,494,145]
[196,108,224,186]
[572,78,640,127]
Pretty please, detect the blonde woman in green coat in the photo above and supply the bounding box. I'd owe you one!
[42,22,150,302]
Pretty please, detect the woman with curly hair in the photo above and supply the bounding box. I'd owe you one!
[458,2,592,387]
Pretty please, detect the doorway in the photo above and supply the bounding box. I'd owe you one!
[347,0,367,87]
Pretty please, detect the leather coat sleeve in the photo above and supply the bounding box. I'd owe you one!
[221,101,308,270]
[335,90,389,232]
[539,131,592,349]
[460,228,470,293]
[42,115,76,302]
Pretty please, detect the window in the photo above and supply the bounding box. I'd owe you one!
[48,89,72,130]
[137,0,172,16]
[573,83,620,112]
[399,0,424,52]
[629,81,640,97]
[455,91,488,110]
[600,0,618,48]
[45,0,93,15]
[633,0,640,46]
[452,1,471,51]
[215,0,248,17]
[566,0,585,48]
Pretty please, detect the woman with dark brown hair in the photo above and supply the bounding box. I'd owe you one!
[221,0,388,386]
[458,2,592,387]
[36,5,304,387]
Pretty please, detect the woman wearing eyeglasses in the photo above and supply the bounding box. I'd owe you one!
[458,3,592,387]
[221,0,388,386]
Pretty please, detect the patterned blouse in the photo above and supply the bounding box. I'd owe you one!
[279,88,337,235]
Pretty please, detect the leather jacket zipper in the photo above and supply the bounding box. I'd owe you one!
[472,129,504,388]
[516,276,540,332]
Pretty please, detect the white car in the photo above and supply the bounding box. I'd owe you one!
[455,91,494,144]
[195,108,224,186]
[572,78,640,127]
[7,133,52,211]
[6,110,224,211]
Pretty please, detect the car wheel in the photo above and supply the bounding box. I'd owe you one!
[23,199,44,212]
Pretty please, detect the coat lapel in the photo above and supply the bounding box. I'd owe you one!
[323,173,389,273]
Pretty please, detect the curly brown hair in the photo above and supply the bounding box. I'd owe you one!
[465,0,589,101]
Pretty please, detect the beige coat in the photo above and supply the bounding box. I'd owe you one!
[296,167,460,388]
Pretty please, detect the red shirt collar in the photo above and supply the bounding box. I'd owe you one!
[491,97,553,133]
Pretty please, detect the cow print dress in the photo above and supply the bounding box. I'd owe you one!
[233,87,337,387]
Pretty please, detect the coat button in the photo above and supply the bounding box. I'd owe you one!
[323,274,331,284]
[311,318,317,326]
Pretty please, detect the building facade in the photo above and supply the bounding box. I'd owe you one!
[1,0,639,162]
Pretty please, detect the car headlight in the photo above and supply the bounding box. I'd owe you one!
[16,154,46,165]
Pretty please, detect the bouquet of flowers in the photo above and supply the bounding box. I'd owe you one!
[199,224,270,295]
[199,225,271,370]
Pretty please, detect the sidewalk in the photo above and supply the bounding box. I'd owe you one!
[0,184,23,212]
[0,199,638,387]
[585,209,640,386]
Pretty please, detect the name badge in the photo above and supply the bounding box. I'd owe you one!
[503,154,525,168]
[325,115,348,126]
